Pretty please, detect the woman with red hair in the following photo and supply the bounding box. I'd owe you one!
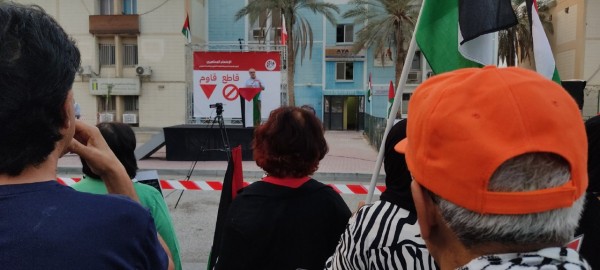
[215,106,351,270]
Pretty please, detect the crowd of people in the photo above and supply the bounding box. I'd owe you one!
[1,2,597,270]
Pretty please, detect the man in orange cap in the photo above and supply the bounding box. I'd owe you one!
[396,66,590,270]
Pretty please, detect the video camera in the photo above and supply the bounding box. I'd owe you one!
[209,103,224,115]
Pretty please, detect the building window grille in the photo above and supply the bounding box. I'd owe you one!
[99,44,115,66]
[124,96,139,111]
[98,96,116,112]
[336,62,354,81]
[336,24,354,43]
[123,44,138,66]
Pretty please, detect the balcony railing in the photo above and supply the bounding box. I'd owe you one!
[89,15,140,35]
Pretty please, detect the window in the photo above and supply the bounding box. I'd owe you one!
[401,93,412,115]
[374,48,394,67]
[124,96,139,111]
[99,0,113,15]
[411,51,422,70]
[123,44,138,66]
[99,44,115,66]
[123,0,137,14]
[336,62,354,81]
[336,24,354,43]
[98,96,116,112]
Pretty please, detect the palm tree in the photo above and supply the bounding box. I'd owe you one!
[343,0,421,87]
[498,0,556,66]
[235,0,340,106]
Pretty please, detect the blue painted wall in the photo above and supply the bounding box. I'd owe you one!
[208,1,246,41]
[205,0,402,123]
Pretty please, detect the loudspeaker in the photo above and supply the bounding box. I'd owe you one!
[561,80,587,110]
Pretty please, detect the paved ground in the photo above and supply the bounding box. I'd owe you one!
[58,130,384,270]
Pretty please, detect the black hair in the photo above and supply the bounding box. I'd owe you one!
[380,119,415,212]
[0,3,80,175]
[81,122,138,179]
[585,115,600,194]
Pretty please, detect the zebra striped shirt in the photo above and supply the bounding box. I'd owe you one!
[325,200,437,270]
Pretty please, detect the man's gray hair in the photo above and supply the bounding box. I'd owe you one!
[430,153,584,248]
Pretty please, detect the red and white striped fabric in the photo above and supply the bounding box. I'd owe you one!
[56,177,386,195]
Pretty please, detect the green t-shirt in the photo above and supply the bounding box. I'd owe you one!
[71,176,182,270]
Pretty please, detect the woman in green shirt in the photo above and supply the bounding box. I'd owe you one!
[72,122,182,270]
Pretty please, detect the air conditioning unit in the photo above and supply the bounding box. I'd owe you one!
[407,71,421,83]
[99,113,114,122]
[122,113,138,124]
[77,65,93,76]
[252,28,265,38]
[135,66,152,76]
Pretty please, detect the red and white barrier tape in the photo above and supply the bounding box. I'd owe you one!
[57,177,386,195]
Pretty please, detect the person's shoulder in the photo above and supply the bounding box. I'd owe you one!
[304,179,340,196]
[74,190,144,209]
[133,182,162,197]
[133,182,166,207]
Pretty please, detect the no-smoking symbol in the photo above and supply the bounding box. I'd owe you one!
[222,84,239,101]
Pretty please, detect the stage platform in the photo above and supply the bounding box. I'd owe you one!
[163,125,254,161]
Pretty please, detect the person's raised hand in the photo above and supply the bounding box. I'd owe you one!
[68,121,123,177]
[68,121,139,201]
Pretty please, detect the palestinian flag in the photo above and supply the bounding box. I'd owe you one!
[387,81,394,117]
[182,14,191,43]
[281,14,288,45]
[416,0,517,75]
[367,72,372,102]
[208,146,244,269]
[527,0,561,83]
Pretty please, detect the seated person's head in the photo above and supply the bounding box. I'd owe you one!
[81,122,138,179]
[253,106,328,178]
[300,104,316,115]
[397,67,587,260]
[0,3,80,176]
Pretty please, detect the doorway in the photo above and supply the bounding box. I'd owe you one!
[323,95,364,130]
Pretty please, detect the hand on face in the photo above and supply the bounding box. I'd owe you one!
[67,121,125,178]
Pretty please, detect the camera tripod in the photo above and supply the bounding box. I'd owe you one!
[173,105,232,208]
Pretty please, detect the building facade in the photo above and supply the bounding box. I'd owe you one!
[550,0,600,118]
[205,0,429,130]
[13,0,597,129]
[15,0,207,128]
[15,0,429,130]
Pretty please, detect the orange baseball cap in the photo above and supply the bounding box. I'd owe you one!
[395,66,587,214]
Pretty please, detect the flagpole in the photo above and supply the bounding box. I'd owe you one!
[365,1,425,204]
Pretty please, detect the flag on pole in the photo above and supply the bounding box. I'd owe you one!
[527,0,561,83]
[208,146,244,269]
[182,14,191,44]
[387,81,394,117]
[281,14,288,45]
[367,72,372,102]
[416,0,517,75]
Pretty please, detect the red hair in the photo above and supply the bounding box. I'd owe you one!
[253,106,328,178]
